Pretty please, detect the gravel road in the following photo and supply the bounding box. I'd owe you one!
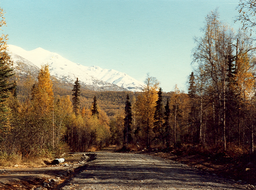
[61,150,248,190]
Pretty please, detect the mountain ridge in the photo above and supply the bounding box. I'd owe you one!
[7,45,144,91]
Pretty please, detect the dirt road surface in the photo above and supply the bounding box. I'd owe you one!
[60,150,248,190]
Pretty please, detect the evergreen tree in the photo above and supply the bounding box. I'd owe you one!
[188,72,198,144]
[164,98,171,148]
[12,80,17,98]
[188,72,196,99]
[72,78,81,116]
[124,94,132,146]
[153,88,164,145]
[91,96,99,117]
[0,52,14,131]
[225,44,239,145]
[0,9,14,132]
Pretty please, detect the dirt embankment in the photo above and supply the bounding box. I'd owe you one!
[145,148,256,187]
[0,153,96,190]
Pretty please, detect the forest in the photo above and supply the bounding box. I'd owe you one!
[1,0,256,166]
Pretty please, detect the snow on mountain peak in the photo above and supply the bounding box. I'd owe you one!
[7,45,53,68]
[7,45,144,91]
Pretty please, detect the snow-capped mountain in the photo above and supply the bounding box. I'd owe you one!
[7,45,144,91]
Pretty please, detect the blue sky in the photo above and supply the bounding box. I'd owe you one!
[0,0,240,92]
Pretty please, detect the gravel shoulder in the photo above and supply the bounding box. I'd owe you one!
[0,153,94,189]
[61,150,250,190]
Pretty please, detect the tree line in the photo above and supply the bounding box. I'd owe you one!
[0,62,111,159]
[110,4,256,154]
[0,8,111,158]
[1,1,256,163]
[110,76,190,151]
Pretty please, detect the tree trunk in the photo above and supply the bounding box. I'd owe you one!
[174,104,177,145]
[199,91,203,145]
[52,109,55,149]
[238,107,241,147]
[223,65,227,152]
[146,118,150,149]
[251,125,254,154]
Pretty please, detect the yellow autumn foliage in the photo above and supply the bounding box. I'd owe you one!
[235,53,255,100]
[134,76,159,147]
[0,8,7,52]
[32,65,54,116]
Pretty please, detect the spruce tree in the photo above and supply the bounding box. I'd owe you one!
[72,78,81,116]
[91,96,99,117]
[0,52,14,131]
[226,45,238,144]
[164,98,171,148]
[12,80,17,98]
[188,72,197,143]
[124,94,132,146]
[188,72,196,99]
[154,88,164,144]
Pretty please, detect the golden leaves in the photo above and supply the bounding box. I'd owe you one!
[235,52,255,100]
[32,65,54,115]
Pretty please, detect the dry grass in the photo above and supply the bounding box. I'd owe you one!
[22,157,53,168]
[0,152,22,167]
[0,148,55,168]
[87,146,98,152]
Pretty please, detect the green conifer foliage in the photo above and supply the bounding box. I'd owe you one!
[0,52,14,131]
[72,78,81,115]
[188,72,196,99]
[124,94,132,146]
[12,80,17,98]
[188,72,198,144]
[154,88,164,144]
[164,98,171,148]
[91,96,99,117]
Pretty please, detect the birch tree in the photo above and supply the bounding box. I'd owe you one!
[134,75,159,149]
[31,65,54,150]
[193,9,256,151]
[193,10,235,150]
